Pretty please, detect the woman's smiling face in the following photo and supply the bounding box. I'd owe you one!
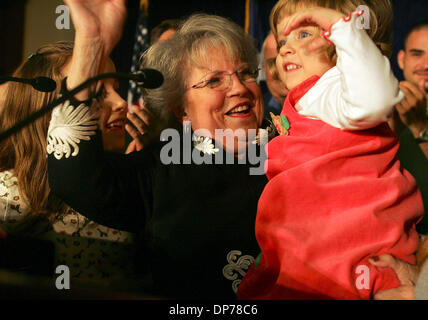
[184,48,264,154]
[60,58,127,153]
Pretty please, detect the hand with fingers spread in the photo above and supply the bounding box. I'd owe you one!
[65,0,127,100]
[64,0,127,59]
[369,254,417,300]
[125,103,153,154]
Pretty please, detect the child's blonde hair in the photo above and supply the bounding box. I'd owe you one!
[270,0,393,63]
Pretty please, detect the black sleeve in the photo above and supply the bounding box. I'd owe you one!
[48,126,156,233]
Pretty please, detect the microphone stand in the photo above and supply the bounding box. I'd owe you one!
[0,72,147,142]
[0,76,33,85]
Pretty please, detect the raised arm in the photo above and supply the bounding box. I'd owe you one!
[287,8,404,130]
[47,0,151,232]
[64,0,127,100]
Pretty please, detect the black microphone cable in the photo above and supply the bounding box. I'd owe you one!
[0,70,163,142]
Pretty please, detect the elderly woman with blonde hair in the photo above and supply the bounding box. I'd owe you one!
[46,0,268,298]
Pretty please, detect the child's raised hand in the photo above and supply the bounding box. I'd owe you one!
[283,7,343,51]
[283,7,343,35]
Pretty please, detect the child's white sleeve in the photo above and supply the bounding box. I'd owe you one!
[297,11,404,130]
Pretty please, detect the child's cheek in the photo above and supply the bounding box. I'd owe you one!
[299,38,313,54]
[275,56,286,82]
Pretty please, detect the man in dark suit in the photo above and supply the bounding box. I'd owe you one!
[391,21,428,234]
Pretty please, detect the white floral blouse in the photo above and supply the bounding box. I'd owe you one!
[0,170,137,283]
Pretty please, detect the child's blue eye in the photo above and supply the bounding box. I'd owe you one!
[300,31,310,39]
[278,40,287,48]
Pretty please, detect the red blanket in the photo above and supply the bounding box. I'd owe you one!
[238,76,423,299]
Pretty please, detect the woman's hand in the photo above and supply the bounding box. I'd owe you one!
[65,0,127,100]
[369,254,418,300]
[282,7,343,51]
[65,0,127,59]
[124,103,152,154]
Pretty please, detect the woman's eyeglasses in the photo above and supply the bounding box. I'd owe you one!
[190,66,260,91]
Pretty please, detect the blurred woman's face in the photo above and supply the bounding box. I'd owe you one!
[184,48,264,154]
[61,58,127,153]
[98,59,128,152]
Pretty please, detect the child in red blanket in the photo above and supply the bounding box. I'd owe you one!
[238,0,424,300]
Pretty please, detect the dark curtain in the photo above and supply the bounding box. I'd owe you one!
[0,0,27,76]
[1,1,427,82]
[112,0,428,99]
[112,0,250,98]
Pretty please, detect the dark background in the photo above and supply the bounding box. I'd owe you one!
[0,1,27,76]
[1,0,428,96]
[112,0,428,98]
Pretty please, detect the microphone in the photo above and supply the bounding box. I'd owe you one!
[0,76,57,92]
[133,69,164,89]
[113,69,164,89]
[31,77,57,92]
